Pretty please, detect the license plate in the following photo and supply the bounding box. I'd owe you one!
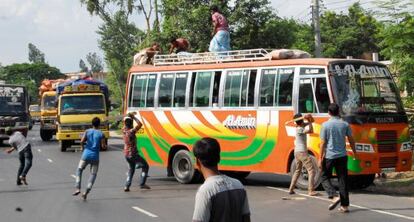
[381,168,395,173]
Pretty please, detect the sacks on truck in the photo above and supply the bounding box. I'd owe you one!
[38,79,66,96]
[267,49,311,60]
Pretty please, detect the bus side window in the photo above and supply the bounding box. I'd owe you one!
[260,69,278,106]
[173,73,188,107]
[298,77,329,113]
[130,74,148,108]
[159,73,174,107]
[191,71,213,107]
[212,71,221,106]
[241,70,256,107]
[146,74,157,107]
[277,68,294,106]
[224,70,243,107]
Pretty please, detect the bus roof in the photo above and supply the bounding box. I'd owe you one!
[129,58,382,73]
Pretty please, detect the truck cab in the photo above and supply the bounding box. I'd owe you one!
[40,91,58,141]
[56,82,109,151]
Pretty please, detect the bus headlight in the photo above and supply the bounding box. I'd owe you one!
[400,142,412,152]
[355,143,374,153]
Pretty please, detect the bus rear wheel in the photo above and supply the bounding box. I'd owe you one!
[172,150,200,184]
[289,155,321,190]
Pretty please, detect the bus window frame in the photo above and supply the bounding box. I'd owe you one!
[221,68,258,109]
[294,66,332,116]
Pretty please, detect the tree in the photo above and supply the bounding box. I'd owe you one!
[380,15,414,96]
[97,10,144,112]
[28,43,46,63]
[0,63,64,98]
[79,59,89,72]
[320,3,380,58]
[86,52,104,73]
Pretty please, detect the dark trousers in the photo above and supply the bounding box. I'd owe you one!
[17,144,33,182]
[125,155,149,188]
[321,156,349,206]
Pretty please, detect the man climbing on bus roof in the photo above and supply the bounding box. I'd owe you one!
[209,5,231,52]
[169,37,190,54]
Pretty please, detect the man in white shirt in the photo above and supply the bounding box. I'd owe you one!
[192,137,250,222]
[5,127,33,185]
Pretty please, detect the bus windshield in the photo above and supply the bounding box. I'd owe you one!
[60,95,105,115]
[42,95,57,110]
[330,63,404,115]
[0,86,26,114]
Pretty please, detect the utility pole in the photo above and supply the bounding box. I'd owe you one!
[312,0,322,58]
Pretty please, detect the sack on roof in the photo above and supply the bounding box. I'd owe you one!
[267,49,311,60]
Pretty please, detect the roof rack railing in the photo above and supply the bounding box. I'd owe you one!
[153,48,271,66]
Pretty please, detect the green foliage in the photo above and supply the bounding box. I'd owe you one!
[79,59,89,72]
[86,52,104,73]
[379,15,414,96]
[28,43,46,63]
[320,3,380,58]
[97,10,144,112]
[0,63,64,101]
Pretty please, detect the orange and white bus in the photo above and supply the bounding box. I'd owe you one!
[125,49,412,189]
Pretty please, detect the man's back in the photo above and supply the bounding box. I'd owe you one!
[321,117,351,159]
[193,175,250,222]
[82,129,103,161]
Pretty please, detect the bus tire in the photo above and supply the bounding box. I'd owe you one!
[40,129,53,141]
[172,150,199,184]
[349,174,375,189]
[289,155,321,190]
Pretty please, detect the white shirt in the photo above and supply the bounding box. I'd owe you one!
[8,131,29,152]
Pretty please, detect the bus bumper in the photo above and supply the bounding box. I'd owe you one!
[56,130,110,141]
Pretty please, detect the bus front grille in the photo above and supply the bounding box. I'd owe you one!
[379,156,397,168]
[376,130,397,153]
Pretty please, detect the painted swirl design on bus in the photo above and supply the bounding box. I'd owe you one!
[134,110,279,166]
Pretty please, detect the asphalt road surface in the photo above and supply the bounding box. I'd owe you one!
[0,125,414,222]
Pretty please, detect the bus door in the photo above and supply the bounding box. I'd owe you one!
[297,67,330,114]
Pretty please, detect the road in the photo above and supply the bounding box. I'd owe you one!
[0,125,413,222]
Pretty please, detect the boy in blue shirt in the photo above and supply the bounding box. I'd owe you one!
[72,117,106,200]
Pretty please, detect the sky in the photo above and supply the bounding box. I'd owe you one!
[0,0,374,73]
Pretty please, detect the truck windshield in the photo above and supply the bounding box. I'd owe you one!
[42,95,56,110]
[0,86,26,114]
[330,63,404,115]
[60,95,105,115]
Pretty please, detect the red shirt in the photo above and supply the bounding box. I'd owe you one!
[212,12,229,32]
[123,128,138,157]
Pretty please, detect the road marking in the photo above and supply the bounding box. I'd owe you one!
[70,174,76,179]
[37,149,42,153]
[47,158,53,163]
[132,206,158,218]
[267,187,414,221]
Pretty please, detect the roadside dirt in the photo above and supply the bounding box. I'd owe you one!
[364,168,414,196]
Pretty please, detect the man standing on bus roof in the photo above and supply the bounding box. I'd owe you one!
[209,5,231,52]
[73,117,106,200]
[5,127,33,186]
[288,113,319,196]
[192,137,250,222]
[122,112,150,192]
[319,103,357,213]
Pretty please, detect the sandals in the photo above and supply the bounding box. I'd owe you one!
[72,190,81,196]
[338,207,350,213]
[288,190,295,195]
[328,198,341,210]
[19,176,28,185]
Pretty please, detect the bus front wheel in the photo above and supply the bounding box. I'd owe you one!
[172,150,200,184]
[289,155,321,190]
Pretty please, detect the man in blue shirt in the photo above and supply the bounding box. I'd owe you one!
[72,117,106,200]
[319,103,357,213]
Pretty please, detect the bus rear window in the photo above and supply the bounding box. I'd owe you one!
[129,74,156,108]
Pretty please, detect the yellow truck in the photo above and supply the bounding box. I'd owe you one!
[40,91,58,141]
[56,79,109,152]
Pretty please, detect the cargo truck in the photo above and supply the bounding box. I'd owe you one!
[56,78,110,152]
